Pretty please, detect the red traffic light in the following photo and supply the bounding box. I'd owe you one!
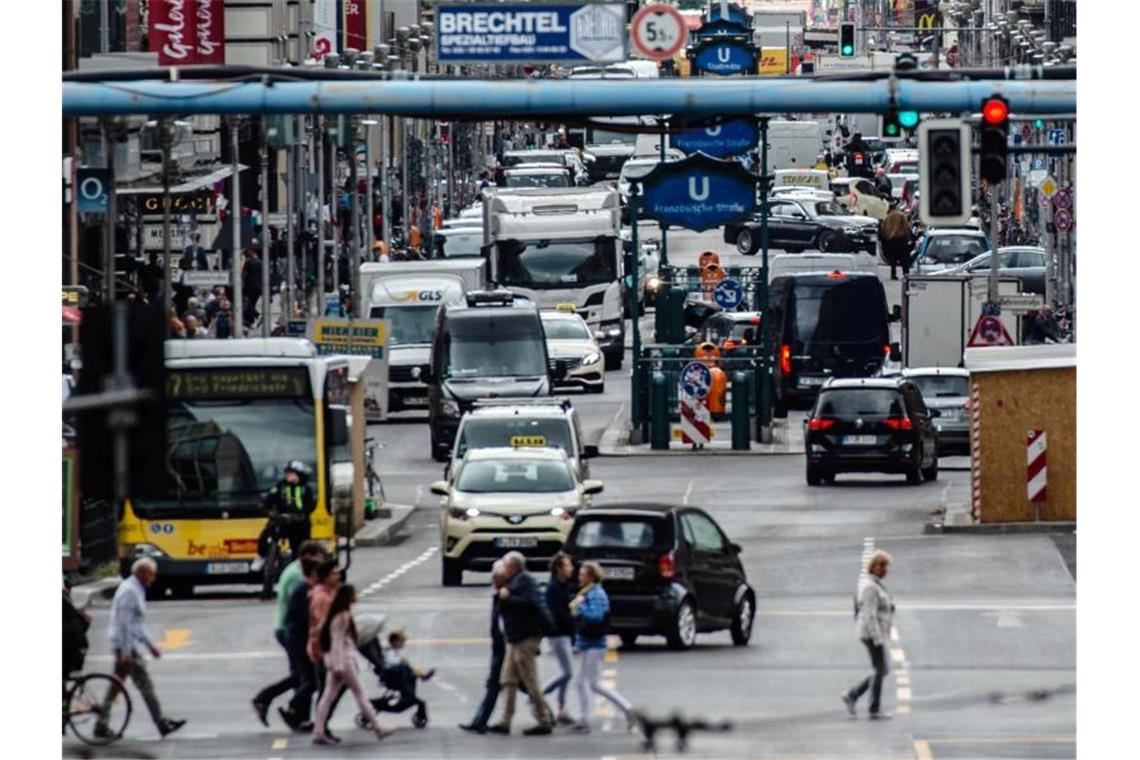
[982,97,1009,124]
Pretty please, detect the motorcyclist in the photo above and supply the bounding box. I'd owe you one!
[845,132,873,179]
[251,460,316,573]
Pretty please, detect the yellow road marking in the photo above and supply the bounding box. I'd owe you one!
[896,673,910,686]
[604,649,619,663]
[155,628,194,651]
[271,738,288,750]
[927,736,1076,745]
[913,739,933,760]
[897,704,911,715]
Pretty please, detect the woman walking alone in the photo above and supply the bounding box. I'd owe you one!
[541,552,578,725]
[570,562,635,733]
[312,585,395,744]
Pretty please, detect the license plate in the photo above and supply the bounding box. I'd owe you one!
[493,537,538,549]
[843,435,877,445]
[799,376,827,387]
[941,409,960,420]
[206,561,249,575]
[404,396,427,405]
[604,566,635,581]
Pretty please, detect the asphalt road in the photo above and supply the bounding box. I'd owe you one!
[66,228,1074,760]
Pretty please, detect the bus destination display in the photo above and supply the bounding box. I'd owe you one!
[168,368,311,399]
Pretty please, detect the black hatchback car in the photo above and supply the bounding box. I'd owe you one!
[805,378,939,486]
[563,504,755,650]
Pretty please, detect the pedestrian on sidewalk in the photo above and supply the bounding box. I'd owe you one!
[97,558,186,739]
[541,552,578,726]
[570,561,634,733]
[459,560,508,734]
[842,550,896,719]
[487,551,555,736]
[311,585,395,745]
[307,559,348,742]
[252,541,328,727]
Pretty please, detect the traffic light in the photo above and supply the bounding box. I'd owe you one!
[979,95,1010,184]
[883,107,902,138]
[838,22,856,57]
[917,119,972,226]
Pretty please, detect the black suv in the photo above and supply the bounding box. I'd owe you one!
[563,504,755,650]
[805,378,939,486]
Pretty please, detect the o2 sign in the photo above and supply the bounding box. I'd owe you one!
[76,169,110,215]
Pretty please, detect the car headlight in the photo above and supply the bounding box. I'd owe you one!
[843,226,861,236]
[582,352,600,366]
[450,506,480,520]
[550,506,575,520]
[440,398,461,417]
[647,276,662,291]
[130,543,167,559]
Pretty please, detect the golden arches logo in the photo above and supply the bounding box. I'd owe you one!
[916,13,937,33]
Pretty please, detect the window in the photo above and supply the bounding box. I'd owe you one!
[370,306,439,346]
[817,389,905,418]
[908,374,969,398]
[542,318,591,340]
[573,518,662,549]
[1014,250,1046,267]
[456,418,573,458]
[455,459,575,494]
[681,512,725,553]
[924,237,986,265]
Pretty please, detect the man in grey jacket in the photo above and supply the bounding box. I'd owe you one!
[842,550,895,719]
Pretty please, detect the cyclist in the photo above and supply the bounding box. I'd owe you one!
[251,460,316,573]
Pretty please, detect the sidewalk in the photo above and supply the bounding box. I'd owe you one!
[599,416,805,456]
[926,501,1076,535]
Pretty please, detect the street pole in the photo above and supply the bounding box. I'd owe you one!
[350,135,362,318]
[757,116,772,444]
[628,183,642,442]
[382,116,392,256]
[101,120,118,303]
[402,119,410,249]
[286,124,297,323]
[658,120,669,267]
[230,117,244,333]
[316,116,326,315]
[987,180,1001,304]
[159,119,173,331]
[261,117,272,337]
[365,120,376,261]
[447,122,455,218]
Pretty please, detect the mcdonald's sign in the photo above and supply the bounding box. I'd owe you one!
[915,0,939,33]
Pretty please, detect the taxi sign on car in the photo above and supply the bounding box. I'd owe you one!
[510,435,547,447]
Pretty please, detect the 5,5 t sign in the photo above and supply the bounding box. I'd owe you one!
[630,4,686,61]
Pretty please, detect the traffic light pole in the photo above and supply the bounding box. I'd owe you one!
[628,184,643,443]
[756,116,773,444]
[988,181,1001,305]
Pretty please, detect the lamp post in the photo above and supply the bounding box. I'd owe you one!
[229,116,244,333]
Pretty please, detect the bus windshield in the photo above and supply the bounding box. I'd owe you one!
[371,305,439,346]
[133,398,316,517]
[497,239,618,289]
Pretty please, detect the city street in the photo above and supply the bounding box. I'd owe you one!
[67,228,1074,760]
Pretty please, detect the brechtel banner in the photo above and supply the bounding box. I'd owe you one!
[435,3,628,64]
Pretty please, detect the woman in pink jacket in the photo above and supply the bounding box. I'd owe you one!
[312,584,395,744]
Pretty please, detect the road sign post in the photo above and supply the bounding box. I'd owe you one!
[756,117,773,443]
[629,184,644,443]
[631,5,686,62]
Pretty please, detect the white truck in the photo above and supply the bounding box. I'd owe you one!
[764,120,824,169]
[359,259,486,418]
[903,275,1026,368]
[483,187,626,369]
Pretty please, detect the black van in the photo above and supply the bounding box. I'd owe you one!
[767,272,899,415]
[424,291,561,461]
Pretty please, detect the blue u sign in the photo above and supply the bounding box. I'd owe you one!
[693,38,757,76]
[672,117,759,159]
[638,152,758,232]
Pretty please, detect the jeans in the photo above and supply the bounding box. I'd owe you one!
[287,639,318,722]
[847,639,889,713]
[541,636,574,712]
[254,629,298,707]
[575,647,631,726]
[468,645,504,728]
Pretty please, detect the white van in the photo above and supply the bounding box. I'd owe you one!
[765,121,824,169]
[767,252,879,282]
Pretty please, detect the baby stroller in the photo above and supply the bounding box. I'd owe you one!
[354,614,429,729]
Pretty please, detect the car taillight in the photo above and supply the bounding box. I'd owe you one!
[883,344,891,357]
[780,344,792,375]
[657,552,677,580]
[808,417,835,431]
[883,417,913,430]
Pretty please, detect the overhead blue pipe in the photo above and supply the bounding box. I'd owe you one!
[62,77,1076,117]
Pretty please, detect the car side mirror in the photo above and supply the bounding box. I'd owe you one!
[594,330,607,342]
[583,444,599,459]
[730,542,743,554]
[429,480,450,496]
[582,479,604,495]
[889,342,902,362]
[327,407,349,447]
[890,305,902,322]
[419,364,435,384]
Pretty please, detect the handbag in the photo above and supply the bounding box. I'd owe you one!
[577,608,611,638]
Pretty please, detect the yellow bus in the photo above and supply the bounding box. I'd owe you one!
[118,338,351,597]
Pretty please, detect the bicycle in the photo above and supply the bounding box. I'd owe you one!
[63,671,132,746]
[259,512,307,599]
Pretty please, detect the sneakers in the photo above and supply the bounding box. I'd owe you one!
[868,711,894,720]
[374,726,396,740]
[249,556,265,573]
[252,699,269,727]
[158,718,186,738]
[841,693,856,717]
[458,722,487,734]
[93,723,114,741]
[522,724,553,736]
[571,722,591,733]
[486,723,510,735]
[555,714,576,726]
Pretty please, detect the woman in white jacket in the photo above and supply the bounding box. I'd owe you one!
[842,550,895,719]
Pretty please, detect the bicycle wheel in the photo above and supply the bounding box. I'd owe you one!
[261,541,280,600]
[67,673,132,746]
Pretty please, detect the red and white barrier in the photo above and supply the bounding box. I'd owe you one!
[970,382,982,521]
[1027,429,1047,503]
[679,391,712,447]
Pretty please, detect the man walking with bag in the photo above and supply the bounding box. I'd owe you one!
[487,552,554,736]
[842,550,896,719]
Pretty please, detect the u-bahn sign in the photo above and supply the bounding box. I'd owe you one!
[638,152,758,232]
[705,2,752,28]
[691,37,758,76]
[672,117,759,159]
[694,18,751,38]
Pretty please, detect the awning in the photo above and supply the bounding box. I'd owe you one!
[116,164,247,196]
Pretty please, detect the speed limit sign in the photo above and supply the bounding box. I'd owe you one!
[631,4,687,62]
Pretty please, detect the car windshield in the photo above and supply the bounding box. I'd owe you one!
[924,237,986,265]
[497,239,618,289]
[505,172,570,188]
[436,231,483,258]
[789,279,888,348]
[370,305,438,346]
[817,389,905,417]
[571,517,665,549]
[447,335,548,378]
[589,129,638,146]
[968,250,1016,271]
[809,200,849,216]
[456,459,575,493]
[908,375,969,398]
[134,398,316,515]
[504,152,564,167]
[457,418,573,459]
[543,318,590,340]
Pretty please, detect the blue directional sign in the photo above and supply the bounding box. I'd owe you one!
[713,279,744,310]
[638,152,758,233]
[694,18,751,38]
[692,38,757,76]
[672,117,759,159]
[705,2,752,28]
[435,3,628,64]
[680,361,712,400]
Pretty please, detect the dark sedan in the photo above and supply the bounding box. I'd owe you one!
[564,504,756,650]
[935,246,1047,295]
[725,198,878,255]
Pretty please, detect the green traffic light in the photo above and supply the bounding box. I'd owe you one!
[1034,118,1044,128]
[898,111,920,128]
[841,44,854,56]
[884,123,899,137]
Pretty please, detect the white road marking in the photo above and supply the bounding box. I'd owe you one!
[359,547,439,598]
[896,687,912,702]
[682,479,694,504]
[271,737,288,750]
